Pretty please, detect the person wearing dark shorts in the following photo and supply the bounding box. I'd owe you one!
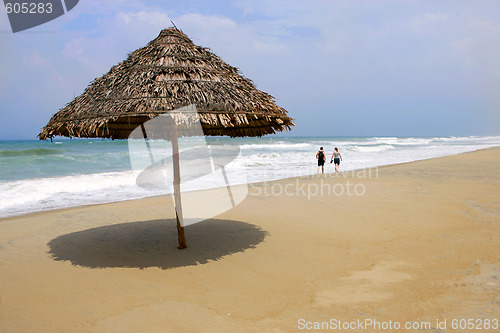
[330,147,342,172]
[316,147,325,173]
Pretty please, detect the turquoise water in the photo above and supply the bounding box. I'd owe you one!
[0,139,131,181]
[1,136,499,218]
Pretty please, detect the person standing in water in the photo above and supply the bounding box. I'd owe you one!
[316,147,325,174]
[330,147,342,172]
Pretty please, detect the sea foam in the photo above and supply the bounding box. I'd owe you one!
[0,136,499,218]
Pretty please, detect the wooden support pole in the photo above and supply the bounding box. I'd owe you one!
[141,124,155,163]
[170,120,187,249]
[220,165,235,207]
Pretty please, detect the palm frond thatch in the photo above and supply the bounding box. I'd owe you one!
[38,27,294,140]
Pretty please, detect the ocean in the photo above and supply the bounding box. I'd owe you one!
[1,136,499,218]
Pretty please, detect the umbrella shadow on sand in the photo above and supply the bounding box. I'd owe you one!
[47,219,267,270]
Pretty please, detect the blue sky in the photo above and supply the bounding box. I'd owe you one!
[1,0,499,139]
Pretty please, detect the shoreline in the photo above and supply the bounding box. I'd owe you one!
[1,145,498,221]
[1,146,499,331]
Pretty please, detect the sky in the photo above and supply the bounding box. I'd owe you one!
[1,0,499,139]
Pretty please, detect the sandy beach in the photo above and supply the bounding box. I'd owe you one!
[1,147,499,332]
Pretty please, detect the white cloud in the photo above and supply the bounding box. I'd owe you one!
[62,38,88,64]
[408,12,449,36]
[23,53,49,67]
[176,13,288,57]
[115,10,170,27]
[58,9,172,76]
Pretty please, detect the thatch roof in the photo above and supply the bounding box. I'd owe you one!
[38,27,294,140]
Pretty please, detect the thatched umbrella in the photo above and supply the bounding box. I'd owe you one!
[39,27,294,248]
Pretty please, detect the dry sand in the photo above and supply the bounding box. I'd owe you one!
[1,147,499,332]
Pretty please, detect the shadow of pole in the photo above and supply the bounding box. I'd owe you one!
[47,219,267,270]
